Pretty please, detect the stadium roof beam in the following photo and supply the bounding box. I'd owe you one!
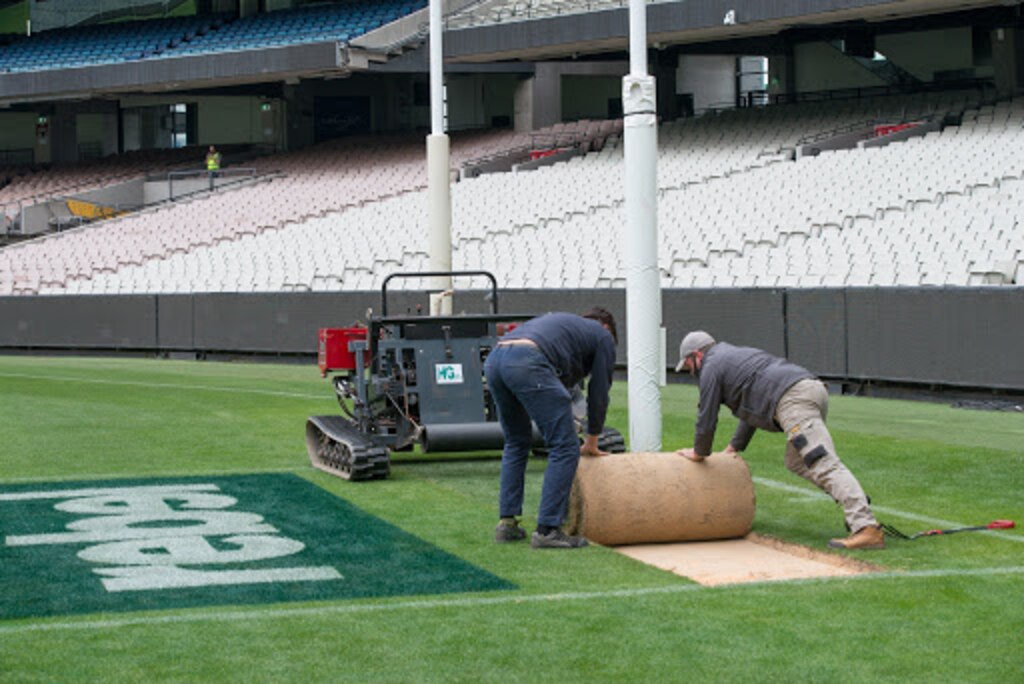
[0,41,378,107]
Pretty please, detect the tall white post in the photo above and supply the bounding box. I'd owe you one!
[427,0,452,314]
[622,0,662,451]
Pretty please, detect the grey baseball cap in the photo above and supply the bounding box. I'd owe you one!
[674,331,716,372]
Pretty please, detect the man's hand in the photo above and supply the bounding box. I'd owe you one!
[675,447,706,463]
[581,434,609,457]
[723,444,740,456]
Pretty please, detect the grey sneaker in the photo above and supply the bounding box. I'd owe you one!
[531,528,589,549]
[495,517,527,543]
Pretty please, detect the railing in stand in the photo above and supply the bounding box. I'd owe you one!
[166,167,257,201]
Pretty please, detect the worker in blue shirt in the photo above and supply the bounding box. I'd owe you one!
[485,308,617,548]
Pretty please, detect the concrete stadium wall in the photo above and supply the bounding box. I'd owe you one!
[1,287,1022,390]
[677,56,738,113]
[794,42,884,93]
[0,112,35,152]
[0,295,158,348]
[845,288,1024,389]
[877,28,974,83]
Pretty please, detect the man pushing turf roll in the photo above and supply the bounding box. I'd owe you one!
[674,331,885,550]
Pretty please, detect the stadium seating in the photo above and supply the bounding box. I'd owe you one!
[3,90,1022,296]
[0,2,426,73]
[0,146,216,228]
[168,1,425,56]
[0,127,536,294]
[0,16,219,72]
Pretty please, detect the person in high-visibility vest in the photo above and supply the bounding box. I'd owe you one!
[205,145,221,174]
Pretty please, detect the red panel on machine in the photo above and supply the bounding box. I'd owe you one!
[318,327,369,376]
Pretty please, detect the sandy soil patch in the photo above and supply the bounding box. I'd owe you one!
[615,533,883,586]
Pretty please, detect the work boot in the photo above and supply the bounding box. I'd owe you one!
[495,517,527,543]
[828,524,885,550]
[531,528,589,549]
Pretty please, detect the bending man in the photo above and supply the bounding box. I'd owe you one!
[485,308,617,549]
[674,330,884,550]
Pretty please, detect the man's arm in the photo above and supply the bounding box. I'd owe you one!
[584,336,616,436]
[692,372,723,456]
[677,370,723,461]
[730,421,756,452]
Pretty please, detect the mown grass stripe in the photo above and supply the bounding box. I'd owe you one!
[2,475,1015,546]
[0,372,326,400]
[3,566,1023,635]
[0,467,305,485]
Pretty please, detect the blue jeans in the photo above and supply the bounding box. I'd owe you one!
[484,344,580,528]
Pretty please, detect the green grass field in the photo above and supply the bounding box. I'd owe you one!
[1,354,1021,683]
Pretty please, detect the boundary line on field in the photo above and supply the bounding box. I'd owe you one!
[2,566,1023,635]
[0,372,327,400]
[753,477,1023,544]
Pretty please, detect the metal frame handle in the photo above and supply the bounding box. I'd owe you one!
[381,270,499,316]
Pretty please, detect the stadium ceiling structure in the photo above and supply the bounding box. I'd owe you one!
[443,0,1022,62]
[0,0,1018,107]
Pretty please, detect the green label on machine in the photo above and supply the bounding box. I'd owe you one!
[0,473,513,619]
[435,363,465,384]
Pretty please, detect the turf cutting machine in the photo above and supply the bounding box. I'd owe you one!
[305,271,626,481]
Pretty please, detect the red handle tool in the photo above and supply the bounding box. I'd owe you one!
[882,520,1015,540]
[914,520,1015,538]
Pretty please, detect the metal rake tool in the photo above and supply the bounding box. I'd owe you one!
[881,520,1015,540]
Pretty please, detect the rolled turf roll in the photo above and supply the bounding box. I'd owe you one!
[566,451,755,545]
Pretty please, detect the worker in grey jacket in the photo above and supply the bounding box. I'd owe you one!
[674,331,884,550]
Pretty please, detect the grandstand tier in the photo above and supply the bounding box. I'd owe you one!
[4,90,1021,296]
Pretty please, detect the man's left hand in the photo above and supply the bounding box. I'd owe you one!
[581,434,609,457]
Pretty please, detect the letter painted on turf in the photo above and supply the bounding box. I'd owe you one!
[55,490,238,515]
[0,474,506,618]
[93,564,342,592]
[0,484,221,502]
[3,484,342,592]
[78,534,307,566]
[79,533,341,591]
[7,510,276,546]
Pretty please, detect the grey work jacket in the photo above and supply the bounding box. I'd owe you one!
[693,342,812,456]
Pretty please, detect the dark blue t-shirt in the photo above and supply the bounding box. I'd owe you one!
[504,312,616,435]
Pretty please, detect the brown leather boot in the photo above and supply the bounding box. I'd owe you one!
[828,524,885,550]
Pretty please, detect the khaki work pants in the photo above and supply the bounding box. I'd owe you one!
[774,378,877,533]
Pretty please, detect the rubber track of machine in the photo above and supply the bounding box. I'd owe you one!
[598,427,627,453]
[306,416,391,481]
